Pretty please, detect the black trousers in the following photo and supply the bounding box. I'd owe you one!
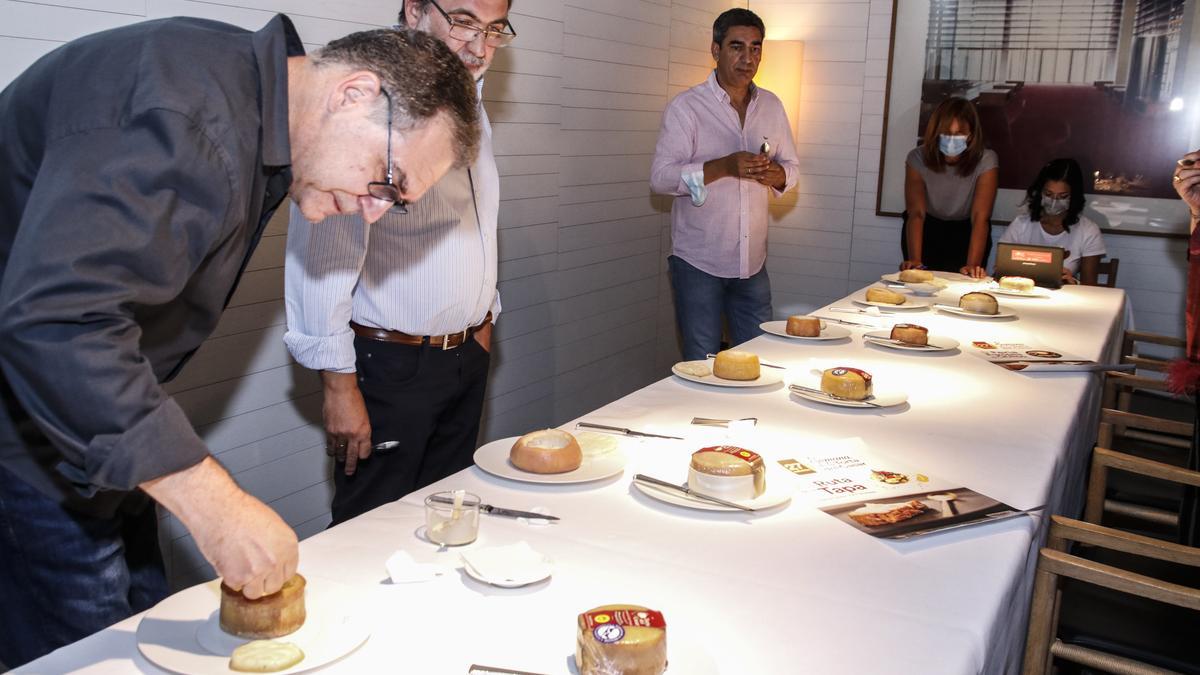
[1184,396,1200,546]
[900,212,991,273]
[329,336,490,526]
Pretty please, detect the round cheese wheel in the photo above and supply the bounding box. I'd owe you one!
[510,429,583,474]
[959,291,999,315]
[898,268,934,283]
[712,350,760,380]
[889,323,929,346]
[576,604,667,675]
[229,640,305,673]
[220,574,306,639]
[999,276,1035,292]
[820,367,873,400]
[786,315,821,337]
[689,446,765,500]
[865,287,906,305]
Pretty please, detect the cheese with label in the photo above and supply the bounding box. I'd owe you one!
[820,367,873,400]
[576,605,667,675]
[688,446,765,500]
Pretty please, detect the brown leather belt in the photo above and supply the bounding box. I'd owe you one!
[350,313,492,350]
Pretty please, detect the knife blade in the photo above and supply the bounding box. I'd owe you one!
[863,336,942,351]
[813,314,874,327]
[690,416,758,427]
[788,383,883,408]
[427,495,560,521]
[633,474,756,511]
[705,353,786,369]
[575,422,684,440]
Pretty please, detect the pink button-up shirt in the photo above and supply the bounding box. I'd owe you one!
[651,70,799,279]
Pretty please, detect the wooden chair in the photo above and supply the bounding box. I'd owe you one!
[1096,257,1120,288]
[1022,516,1200,675]
[1102,330,1188,445]
[1088,409,1197,529]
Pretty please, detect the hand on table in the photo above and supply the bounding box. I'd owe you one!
[900,260,924,271]
[321,371,372,476]
[1061,267,1080,285]
[959,265,988,279]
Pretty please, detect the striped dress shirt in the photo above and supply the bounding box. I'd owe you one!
[283,89,499,373]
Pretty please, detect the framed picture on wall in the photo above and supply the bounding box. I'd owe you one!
[877,0,1200,237]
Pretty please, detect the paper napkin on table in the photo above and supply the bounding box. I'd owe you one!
[385,550,451,583]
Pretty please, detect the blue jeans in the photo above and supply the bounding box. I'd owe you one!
[0,464,167,667]
[668,255,772,361]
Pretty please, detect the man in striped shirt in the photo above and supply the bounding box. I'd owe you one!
[285,0,514,525]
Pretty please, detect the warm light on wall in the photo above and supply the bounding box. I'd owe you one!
[755,40,804,140]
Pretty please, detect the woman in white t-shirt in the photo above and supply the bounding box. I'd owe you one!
[999,158,1107,285]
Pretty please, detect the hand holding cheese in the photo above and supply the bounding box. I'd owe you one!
[220,573,306,639]
[959,291,999,315]
[821,367,873,400]
[510,429,583,474]
[865,287,906,305]
[576,605,667,675]
[712,350,760,380]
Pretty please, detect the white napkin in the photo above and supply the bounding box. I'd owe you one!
[459,541,551,585]
[385,550,451,584]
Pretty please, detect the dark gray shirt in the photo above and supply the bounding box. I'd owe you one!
[906,147,998,220]
[0,15,301,512]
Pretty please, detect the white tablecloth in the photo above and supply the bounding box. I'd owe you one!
[21,282,1127,675]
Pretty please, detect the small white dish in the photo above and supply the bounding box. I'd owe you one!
[473,436,626,484]
[862,331,959,352]
[460,543,553,588]
[671,359,785,388]
[760,320,851,341]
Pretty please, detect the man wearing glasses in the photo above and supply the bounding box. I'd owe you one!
[285,0,515,525]
[0,16,478,667]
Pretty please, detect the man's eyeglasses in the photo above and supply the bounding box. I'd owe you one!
[366,89,408,214]
[428,0,517,47]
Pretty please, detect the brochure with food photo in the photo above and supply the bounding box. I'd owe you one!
[778,444,1022,540]
[967,340,1103,372]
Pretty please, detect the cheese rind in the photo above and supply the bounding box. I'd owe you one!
[785,315,821,337]
[219,574,306,639]
[898,269,934,283]
[999,276,1035,292]
[865,287,906,305]
[959,291,999,315]
[889,323,929,346]
[510,429,583,474]
[712,350,760,380]
[576,604,667,675]
[688,446,765,499]
[820,367,873,400]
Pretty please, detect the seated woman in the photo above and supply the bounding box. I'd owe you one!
[901,97,998,278]
[999,158,1106,285]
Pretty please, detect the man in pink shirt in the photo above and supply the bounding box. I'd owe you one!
[651,8,799,361]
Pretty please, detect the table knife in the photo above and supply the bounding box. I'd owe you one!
[863,336,942,351]
[813,314,874,328]
[690,416,758,427]
[789,383,883,408]
[427,495,560,521]
[705,353,786,369]
[633,474,756,512]
[575,422,683,440]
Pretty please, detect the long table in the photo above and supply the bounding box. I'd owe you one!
[21,281,1127,675]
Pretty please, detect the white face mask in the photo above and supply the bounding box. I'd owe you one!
[938,134,968,157]
[1041,195,1069,216]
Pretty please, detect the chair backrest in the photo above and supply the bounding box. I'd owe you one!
[1097,257,1120,288]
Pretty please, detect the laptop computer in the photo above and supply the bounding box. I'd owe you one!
[994,242,1065,289]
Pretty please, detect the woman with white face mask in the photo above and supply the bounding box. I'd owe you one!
[998,158,1106,285]
[901,97,998,278]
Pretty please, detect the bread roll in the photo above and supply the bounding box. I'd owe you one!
[820,367,873,400]
[220,574,306,639]
[889,323,929,346]
[959,291,999,315]
[999,276,1034,292]
[865,287,906,305]
[712,350,760,380]
[898,269,934,283]
[229,641,304,673]
[688,446,765,500]
[576,605,667,675]
[510,429,583,474]
[785,315,821,337]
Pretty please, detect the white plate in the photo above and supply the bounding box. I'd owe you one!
[789,384,908,409]
[461,557,553,588]
[988,286,1050,298]
[568,634,718,675]
[881,271,980,284]
[473,435,626,484]
[937,304,1017,319]
[862,331,959,352]
[137,579,369,675]
[632,477,792,512]
[851,294,933,310]
[760,320,851,341]
[671,360,786,388]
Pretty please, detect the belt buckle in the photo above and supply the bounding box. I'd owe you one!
[441,328,469,351]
